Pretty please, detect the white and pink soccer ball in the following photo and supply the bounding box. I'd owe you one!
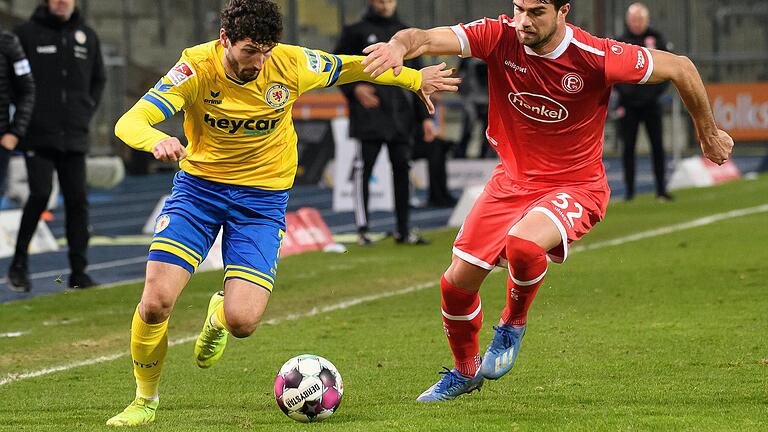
[274,354,343,423]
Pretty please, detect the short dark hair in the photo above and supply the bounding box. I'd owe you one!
[221,0,283,46]
[539,0,570,9]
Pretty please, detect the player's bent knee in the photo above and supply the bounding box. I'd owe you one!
[227,319,259,338]
[225,310,263,338]
[506,235,546,269]
[139,297,174,323]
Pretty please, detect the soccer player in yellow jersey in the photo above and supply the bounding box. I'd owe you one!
[106,0,460,426]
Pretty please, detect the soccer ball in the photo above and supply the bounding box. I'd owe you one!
[274,354,343,423]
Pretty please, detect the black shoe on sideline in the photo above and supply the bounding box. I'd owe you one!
[7,264,31,293]
[68,272,98,289]
[357,233,373,246]
[657,192,674,202]
[394,232,430,246]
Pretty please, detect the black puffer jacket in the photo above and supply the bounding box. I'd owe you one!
[614,27,670,108]
[0,29,35,139]
[15,5,106,152]
[334,8,428,142]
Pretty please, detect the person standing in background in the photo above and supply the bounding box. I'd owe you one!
[615,2,672,201]
[334,0,432,245]
[455,57,490,159]
[0,26,35,201]
[6,0,106,292]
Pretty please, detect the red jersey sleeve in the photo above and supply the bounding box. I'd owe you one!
[604,39,654,85]
[451,16,507,61]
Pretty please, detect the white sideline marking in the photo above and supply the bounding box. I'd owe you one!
[2,204,766,387]
[0,332,26,338]
[571,204,768,253]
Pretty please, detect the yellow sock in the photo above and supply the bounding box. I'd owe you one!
[130,306,168,400]
[211,303,229,331]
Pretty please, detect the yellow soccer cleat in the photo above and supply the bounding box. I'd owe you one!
[106,397,158,427]
[194,290,229,368]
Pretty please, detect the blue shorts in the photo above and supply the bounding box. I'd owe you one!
[148,171,288,292]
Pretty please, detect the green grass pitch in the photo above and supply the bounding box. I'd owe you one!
[1,175,766,431]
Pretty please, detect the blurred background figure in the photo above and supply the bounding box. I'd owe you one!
[334,0,430,246]
[614,2,672,201]
[6,0,105,292]
[411,101,457,208]
[455,57,490,159]
[0,25,35,200]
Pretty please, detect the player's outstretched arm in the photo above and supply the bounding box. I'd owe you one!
[647,50,734,165]
[362,27,462,78]
[327,55,461,115]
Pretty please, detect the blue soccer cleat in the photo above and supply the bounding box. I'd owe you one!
[416,368,484,402]
[479,324,526,380]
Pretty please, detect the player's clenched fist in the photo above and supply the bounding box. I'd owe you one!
[700,129,734,166]
[152,137,187,162]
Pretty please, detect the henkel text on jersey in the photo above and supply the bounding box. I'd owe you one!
[452,17,653,186]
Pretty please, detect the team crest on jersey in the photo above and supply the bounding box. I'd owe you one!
[167,62,195,86]
[266,84,290,108]
[561,73,584,94]
[155,215,171,234]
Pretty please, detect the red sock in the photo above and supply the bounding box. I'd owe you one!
[440,275,482,377]
[501,236,548,327]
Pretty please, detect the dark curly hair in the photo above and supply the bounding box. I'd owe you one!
[221,0,283,46]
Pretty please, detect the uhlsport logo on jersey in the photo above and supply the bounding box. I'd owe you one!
[204,113,281,135]
[266,84,290,108]
[508,92,569,123]
[155,215,170,234]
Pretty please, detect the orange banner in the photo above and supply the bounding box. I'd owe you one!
[708,82,768,141]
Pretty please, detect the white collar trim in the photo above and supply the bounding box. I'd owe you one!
[523,25,573,59]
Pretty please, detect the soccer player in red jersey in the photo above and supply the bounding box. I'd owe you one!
[362,0,734,401]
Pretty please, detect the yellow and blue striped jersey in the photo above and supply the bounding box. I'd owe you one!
[115,40,423,190]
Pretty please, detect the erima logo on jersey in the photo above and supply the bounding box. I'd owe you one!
[154,79,173,92]
[204,113,280,135]
[303,48,322,73]
[509,92,569,123]
[204,90,223,105]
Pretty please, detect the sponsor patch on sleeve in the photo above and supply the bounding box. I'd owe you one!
[13,59,31,76]
[166,61,195,86]
[303,48,322,74]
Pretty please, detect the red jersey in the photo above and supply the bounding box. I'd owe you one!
[452,17,654,188]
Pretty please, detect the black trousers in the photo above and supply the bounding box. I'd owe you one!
[412,137,451,203]
[456,103,490,158]
[0,147,10,197]
[619,103,667,198]
[352,139,411,238]
[13,149,89,273]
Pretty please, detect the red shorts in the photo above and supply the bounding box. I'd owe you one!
[454,168,609,268]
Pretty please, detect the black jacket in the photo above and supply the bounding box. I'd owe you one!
[334,9,428,142]
[614,27,670,108]
[14,6,106,153]
[0,29,35,139]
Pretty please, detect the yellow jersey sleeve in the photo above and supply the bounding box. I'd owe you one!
[295,47,422,95]
[115,55,202,152]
